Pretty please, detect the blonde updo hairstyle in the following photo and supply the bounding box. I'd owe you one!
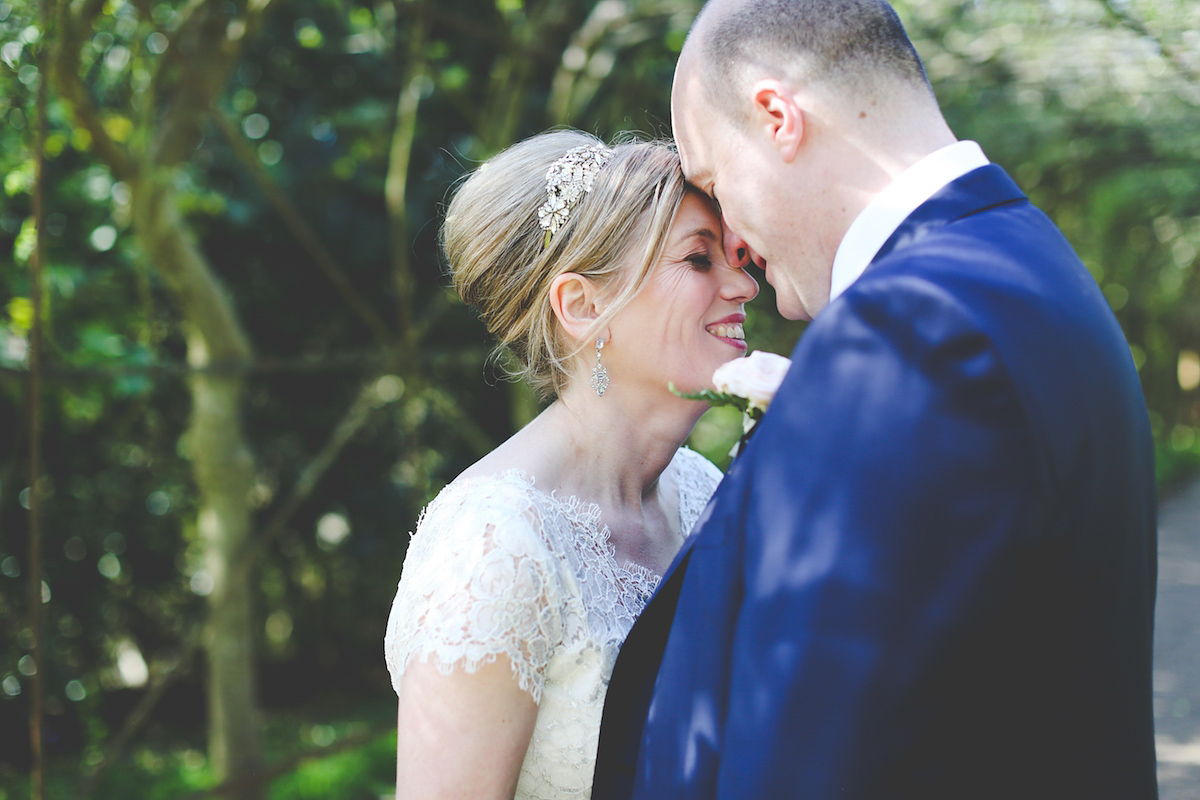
[442,130,687,399]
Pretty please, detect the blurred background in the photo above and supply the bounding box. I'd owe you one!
[1,0,1198,797]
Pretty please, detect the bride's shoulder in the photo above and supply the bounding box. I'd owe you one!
[386,470,568,701]
[416,469,542,532]
[427,468,540,507]
[671,446,723,488]
[405,469,558,563]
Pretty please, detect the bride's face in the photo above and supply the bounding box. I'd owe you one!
[604,190,759,398]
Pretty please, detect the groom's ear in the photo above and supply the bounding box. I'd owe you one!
[750,80,804,163]
[549,272,605,343]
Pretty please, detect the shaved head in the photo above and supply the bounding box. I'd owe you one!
[671,0,956,321]
[685,0,933,123]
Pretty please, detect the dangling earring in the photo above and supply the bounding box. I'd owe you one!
[590,338,610,397]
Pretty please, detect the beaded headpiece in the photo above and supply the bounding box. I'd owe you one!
[537,144,616,248]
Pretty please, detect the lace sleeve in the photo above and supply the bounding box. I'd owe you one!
[673,447,724,532]
[384,477,564,704]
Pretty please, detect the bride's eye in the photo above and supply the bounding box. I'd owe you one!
[686,253,713,271]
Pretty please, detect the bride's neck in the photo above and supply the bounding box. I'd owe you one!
[535,383,703,510]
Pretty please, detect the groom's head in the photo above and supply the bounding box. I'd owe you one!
[672,0,953,320]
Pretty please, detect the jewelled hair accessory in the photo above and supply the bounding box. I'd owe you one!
[537,144,616,248]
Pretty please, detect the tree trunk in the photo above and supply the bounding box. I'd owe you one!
[192,370,261,788]
[132,174,263,795]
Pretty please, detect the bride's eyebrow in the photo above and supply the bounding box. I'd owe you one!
[679,228,717,245]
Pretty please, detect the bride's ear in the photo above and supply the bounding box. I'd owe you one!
[549,272,606,343]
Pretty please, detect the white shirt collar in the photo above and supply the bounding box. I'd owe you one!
[828,140,989,302]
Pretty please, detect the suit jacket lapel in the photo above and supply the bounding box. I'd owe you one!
[592,467,730,797]
[592,540,695,798]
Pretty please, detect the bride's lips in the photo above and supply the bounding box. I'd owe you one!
[706,313,747,350]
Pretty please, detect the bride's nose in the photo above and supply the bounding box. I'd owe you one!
[722,261,759,302]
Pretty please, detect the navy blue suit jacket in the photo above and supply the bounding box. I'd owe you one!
[592,165,1158,799]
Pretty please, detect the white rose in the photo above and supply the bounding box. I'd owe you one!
[712,350,792,412]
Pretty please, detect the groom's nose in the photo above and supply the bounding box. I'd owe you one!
[721,221,753,269]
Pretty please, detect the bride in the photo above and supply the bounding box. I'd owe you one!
[384,130,758,799]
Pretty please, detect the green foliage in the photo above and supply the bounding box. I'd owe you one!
[670,382,759,416]
[0,709,395,800]
[1,0,1198,791]
[688,405,744,470]
[267,729,396,800]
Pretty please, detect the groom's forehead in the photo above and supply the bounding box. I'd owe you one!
[678,118,738,192]
[672,70,718,178]
[673,121,706,183]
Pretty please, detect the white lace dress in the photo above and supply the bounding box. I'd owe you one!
[384,447,722,799]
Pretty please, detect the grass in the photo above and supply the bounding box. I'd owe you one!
[1,706,398,800]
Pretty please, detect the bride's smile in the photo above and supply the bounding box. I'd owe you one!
[602,189,758,399]
[705,314,746,347]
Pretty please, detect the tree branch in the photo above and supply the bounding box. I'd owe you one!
[131,179,253,364]
[1099,0,1200,90]
[153,0,280,167]
[50,0,137,180]
[27,2,50,790]
[424,384,496,458]
[212,111,397,351]
[548,0,684,125]
[241,375,396,567]
[385,0,432,356]
[66,0,106,35]
[426,4,508,48]
[547,0,636,125]
[239,377,494,568]
[0,351,388,381]
[412,291,452,344]
[75,636,203,800]
[477,0,577,153]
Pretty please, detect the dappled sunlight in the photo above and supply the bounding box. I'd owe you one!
[1,0,1197,796]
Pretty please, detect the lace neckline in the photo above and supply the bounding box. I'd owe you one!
[445,465,676,588]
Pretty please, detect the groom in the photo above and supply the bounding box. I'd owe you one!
[593,1,1159,798]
